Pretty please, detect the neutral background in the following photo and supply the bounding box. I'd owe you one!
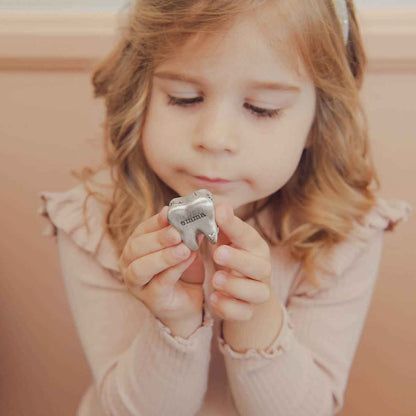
[0,4,415,416]
[0,0,416,12]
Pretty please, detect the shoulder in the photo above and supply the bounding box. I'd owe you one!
[326,195,413,274]
[37,167,121,278]
[292,195,413,296]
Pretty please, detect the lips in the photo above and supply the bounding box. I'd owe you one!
[195,175,230,183]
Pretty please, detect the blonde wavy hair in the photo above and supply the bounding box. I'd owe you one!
[72,0,380,289]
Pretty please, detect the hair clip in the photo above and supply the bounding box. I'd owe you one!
[332,0,349,44]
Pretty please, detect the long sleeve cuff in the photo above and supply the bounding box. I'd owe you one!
[216,303,335,416]
[153,303,214,353]
[218,300,294,360]
[99,305,214,416]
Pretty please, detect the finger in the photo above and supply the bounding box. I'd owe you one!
[156,250,198,288]
[120,205,181,269]
[213,245,271,282]
[131,205,169,239]
[212,271,271,304]
[215,201,267,255]
[125,250,197,304]
[210,291,254,321]
[122,224,182,266]
[121,206,169,270]
[124,242,191,286]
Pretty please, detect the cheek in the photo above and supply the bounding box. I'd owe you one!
[142,134,170,174]
[142,93,193,153]
[250,140,305,191]
[141,118,166,171]
[250,104,313,188]
[141,96,172,163]
[141,121,154,162]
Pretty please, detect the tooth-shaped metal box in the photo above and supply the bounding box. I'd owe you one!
[167,189,219,251]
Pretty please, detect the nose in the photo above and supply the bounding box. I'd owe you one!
[192,102,238,154]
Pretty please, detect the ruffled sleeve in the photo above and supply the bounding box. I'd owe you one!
[37,182,121,278]
[215,196,413,416]
[362,196,413,231]
[315,196,414,284]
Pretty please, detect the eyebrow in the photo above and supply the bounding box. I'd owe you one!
[153,70,301,93]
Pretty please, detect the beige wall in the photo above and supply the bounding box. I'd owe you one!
[1,10,415,416]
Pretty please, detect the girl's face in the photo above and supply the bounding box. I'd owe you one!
[142,9,316,219]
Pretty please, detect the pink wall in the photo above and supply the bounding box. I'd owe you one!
[1,10,415,416]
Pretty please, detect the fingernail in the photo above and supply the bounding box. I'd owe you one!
[160,206,168,220]
[219,204,230,223]
[175,244,189,257]
[215,246,229,264]
[214,272,226,286]
[167,227,181,243]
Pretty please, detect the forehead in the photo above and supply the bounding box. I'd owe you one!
[156,3,308,84]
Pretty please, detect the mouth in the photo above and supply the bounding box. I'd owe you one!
[194,175,230,184]
[189,173,236,188]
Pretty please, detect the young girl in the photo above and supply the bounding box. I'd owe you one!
[38,1,413,415]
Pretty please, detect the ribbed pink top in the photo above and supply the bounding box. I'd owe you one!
[37,169,413,416]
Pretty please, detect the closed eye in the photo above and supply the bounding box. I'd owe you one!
[166,95,283,119]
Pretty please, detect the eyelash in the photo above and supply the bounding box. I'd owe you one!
[166,95,282,119]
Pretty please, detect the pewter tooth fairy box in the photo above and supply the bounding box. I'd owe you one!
[167,189,219,251]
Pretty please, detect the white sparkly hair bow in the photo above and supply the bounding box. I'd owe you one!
[333,0,349,44]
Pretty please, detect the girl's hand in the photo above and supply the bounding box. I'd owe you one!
[119,205,204,323]
[209,202,273,321]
